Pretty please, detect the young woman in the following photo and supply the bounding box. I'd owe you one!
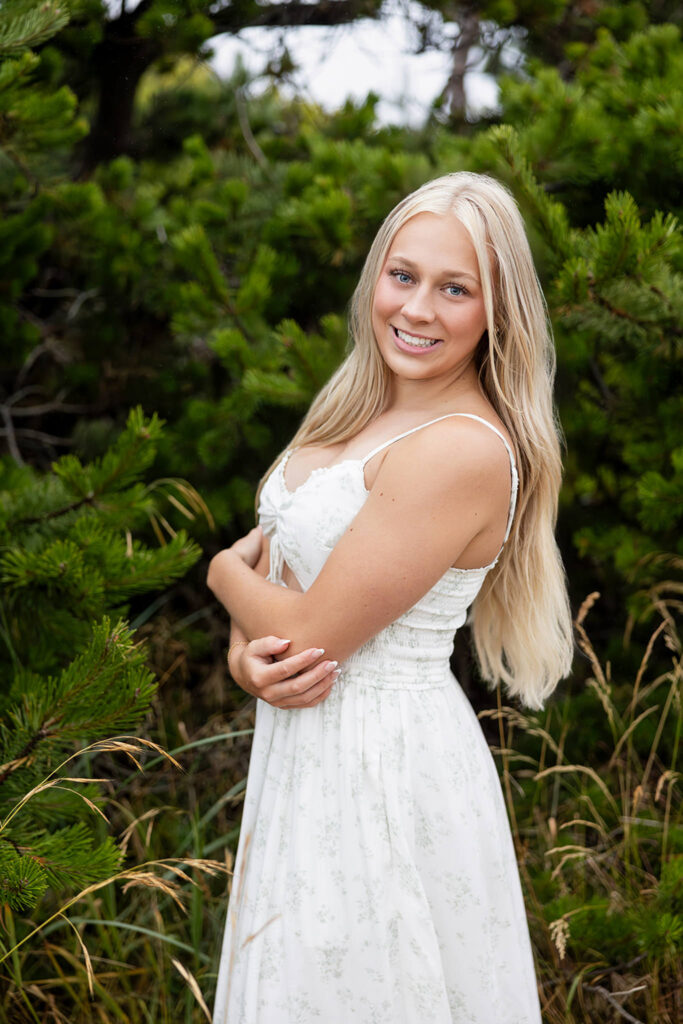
[208,172,573,1024]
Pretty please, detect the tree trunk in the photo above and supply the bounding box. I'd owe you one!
[441,10,480,122]
[78,0,383,175]
[79,13,158,175]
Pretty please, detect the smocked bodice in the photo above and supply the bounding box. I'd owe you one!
[256,414,518,689]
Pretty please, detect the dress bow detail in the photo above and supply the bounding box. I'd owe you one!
[257,486,283,584]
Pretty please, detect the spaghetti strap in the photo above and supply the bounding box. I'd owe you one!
[361,412,518,547]
[360,414,463,466]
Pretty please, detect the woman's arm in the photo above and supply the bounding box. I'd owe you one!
[226,532,341,708]
[208,418,511,665]
[225,531,271,676]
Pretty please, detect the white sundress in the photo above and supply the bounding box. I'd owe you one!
[213,413,543,1024]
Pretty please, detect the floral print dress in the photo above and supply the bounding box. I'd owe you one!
[212,414,542,1024]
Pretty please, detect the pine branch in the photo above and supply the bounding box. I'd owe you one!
[11,490,95,526]
[0,619,157,791]
[12,407,162,526]
[0,727,50,788]
[0,845,48,910]
[0,0,69,54]
[588,287,660,329]
[487,124,574,269]
[13,824,122,892]
[210,0,382,35]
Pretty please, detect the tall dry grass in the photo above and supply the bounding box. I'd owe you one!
[0,730,245,1024]
[484,592,682,1023]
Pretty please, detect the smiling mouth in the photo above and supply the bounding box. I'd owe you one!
[393,326,442,349]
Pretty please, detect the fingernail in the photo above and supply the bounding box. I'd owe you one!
[328,660,338,669]
[315,648,325,656]
[332,669,341,679]
[278,638,290,646]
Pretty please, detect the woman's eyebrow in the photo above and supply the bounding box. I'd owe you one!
[386,254,480,283]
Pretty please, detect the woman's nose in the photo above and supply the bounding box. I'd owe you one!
[402,286,435,323]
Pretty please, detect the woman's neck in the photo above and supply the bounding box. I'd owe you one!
[386,361,482,415]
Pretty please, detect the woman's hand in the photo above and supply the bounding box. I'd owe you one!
[229,636,340,709]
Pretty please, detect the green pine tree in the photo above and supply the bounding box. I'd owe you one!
[0,407,203,916]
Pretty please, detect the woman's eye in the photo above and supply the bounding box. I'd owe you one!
[445,283,467,297]
[390,270,412,284]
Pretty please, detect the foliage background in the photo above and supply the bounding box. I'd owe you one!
[0,0,681,1021]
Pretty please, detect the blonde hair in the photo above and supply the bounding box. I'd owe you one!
[258,172,573,708]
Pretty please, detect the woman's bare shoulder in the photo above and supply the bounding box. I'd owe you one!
[412,415,511,485]
[366,409,514,496]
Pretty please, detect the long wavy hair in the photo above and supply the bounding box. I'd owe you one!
[258,172,573,708]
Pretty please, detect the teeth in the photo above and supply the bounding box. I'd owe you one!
[396,328,439,348]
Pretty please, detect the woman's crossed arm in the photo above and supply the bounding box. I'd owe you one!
[208,418,511,668]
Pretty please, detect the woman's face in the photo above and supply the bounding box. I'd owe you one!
[371,212,488,384]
